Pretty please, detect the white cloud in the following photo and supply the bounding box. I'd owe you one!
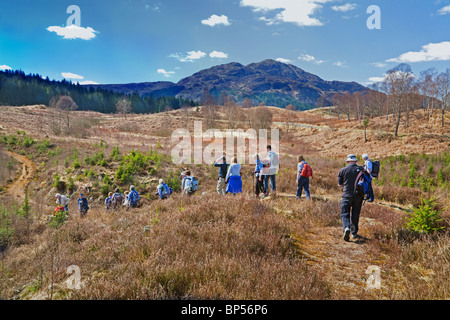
[276,58,292,63]
[209,51,228,58]
[387,41,450,63]
[201,14,231,27]
[438,5,450,15]
[78,80,99,85]
[333,61,347,68]
[240,0,333,27]
[157,69,175,77]
[0,65,12,71]
[366,76,386,84]
[62,72,84,80]
[331,3,357,12]
[47,25,98,40]
[298,54,325,64]
[169,50,207,62]
[372,62,387,68]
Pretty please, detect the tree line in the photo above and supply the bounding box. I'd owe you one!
[0,70,197,114]
[332,64,449,136]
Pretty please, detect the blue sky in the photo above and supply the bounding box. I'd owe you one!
[0,0,449,86]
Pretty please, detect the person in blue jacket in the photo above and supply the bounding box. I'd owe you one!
[362,154,375,202]
[78,193,89,217]
[127,185,140,210]
[253,154,265,198]
[156,179,173,200]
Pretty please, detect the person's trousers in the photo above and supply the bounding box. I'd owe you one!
[217,177,226,195]
[341,195,364,236]
[297,176,310,199]
[255,175,265,196]
[264,175,276,194]
[367,182,374,201]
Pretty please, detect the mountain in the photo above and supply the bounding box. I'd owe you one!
[85,59,367,109]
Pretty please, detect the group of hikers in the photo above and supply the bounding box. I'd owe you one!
[53,145,379,242]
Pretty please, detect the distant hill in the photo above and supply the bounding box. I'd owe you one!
[85,59,367,110]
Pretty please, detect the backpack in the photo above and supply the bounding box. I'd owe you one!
[159,183,173,198]
[354,168,372,198]
[113,193,123,206]
[185,177,199,193]
[371,160,380,178]
[300,162,313,178]
[268,152,279,167]
[129,190,140,205]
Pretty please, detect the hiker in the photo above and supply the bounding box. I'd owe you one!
[296,156,312,200]
[362,154,375,202]
[112,188,124,209]
[127,185,140,209]
[181,171,199,196]
[214,156,229,195]
[123,191,130,208]
[226,157,242,194]
[78,193,89,217]
[55,193,70,212]
[156,179,173,200]
[338,154,365,241]
[264,145,279,197]
[253,154,266,198]
[105,192,113,211]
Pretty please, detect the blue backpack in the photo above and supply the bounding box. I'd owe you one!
[354,168,372,198]
[128,190,140,205]
[185,177,199,193]
[159,183,173,199]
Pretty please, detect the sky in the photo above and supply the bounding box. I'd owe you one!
[0,0,449,86]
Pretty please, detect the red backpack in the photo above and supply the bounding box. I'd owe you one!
[300,162,313,178]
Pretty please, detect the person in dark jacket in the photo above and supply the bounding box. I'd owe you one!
[78,193,89,217]
[214,156,229,195]
[338,154,365,241]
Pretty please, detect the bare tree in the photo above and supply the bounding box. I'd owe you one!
[436,69,450,128]
[418,68,438,121]
[242,98,253,109]
[54,96,78,135]
[224,100,241,129]
[200,88,218,129]
[180,105,192,129]
[368,84,387,119]
[252,107,273,130]
[116,98,132,119]
[285,104,296,132]
[383,64,415,137]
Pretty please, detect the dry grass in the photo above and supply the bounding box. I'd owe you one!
[0,194,331,300]
[0,105,449,300]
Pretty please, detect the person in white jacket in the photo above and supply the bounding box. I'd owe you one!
[56,193,70,212]
[263,145,279,196]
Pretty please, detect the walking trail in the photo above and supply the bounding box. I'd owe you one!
[4,151,36,201]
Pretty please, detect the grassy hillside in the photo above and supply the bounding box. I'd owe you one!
[0,105,449,300]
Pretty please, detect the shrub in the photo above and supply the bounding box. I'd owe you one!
[406,197,445,234]
[53,175,66,192]
[22,136,35,148]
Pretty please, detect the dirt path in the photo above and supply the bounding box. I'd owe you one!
[275,192,401,298]
[298,218,386,299]
[4,152,36,201]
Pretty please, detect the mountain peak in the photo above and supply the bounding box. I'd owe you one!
[84,59,367,109]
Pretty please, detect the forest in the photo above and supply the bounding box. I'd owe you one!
[0,70,198,114]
